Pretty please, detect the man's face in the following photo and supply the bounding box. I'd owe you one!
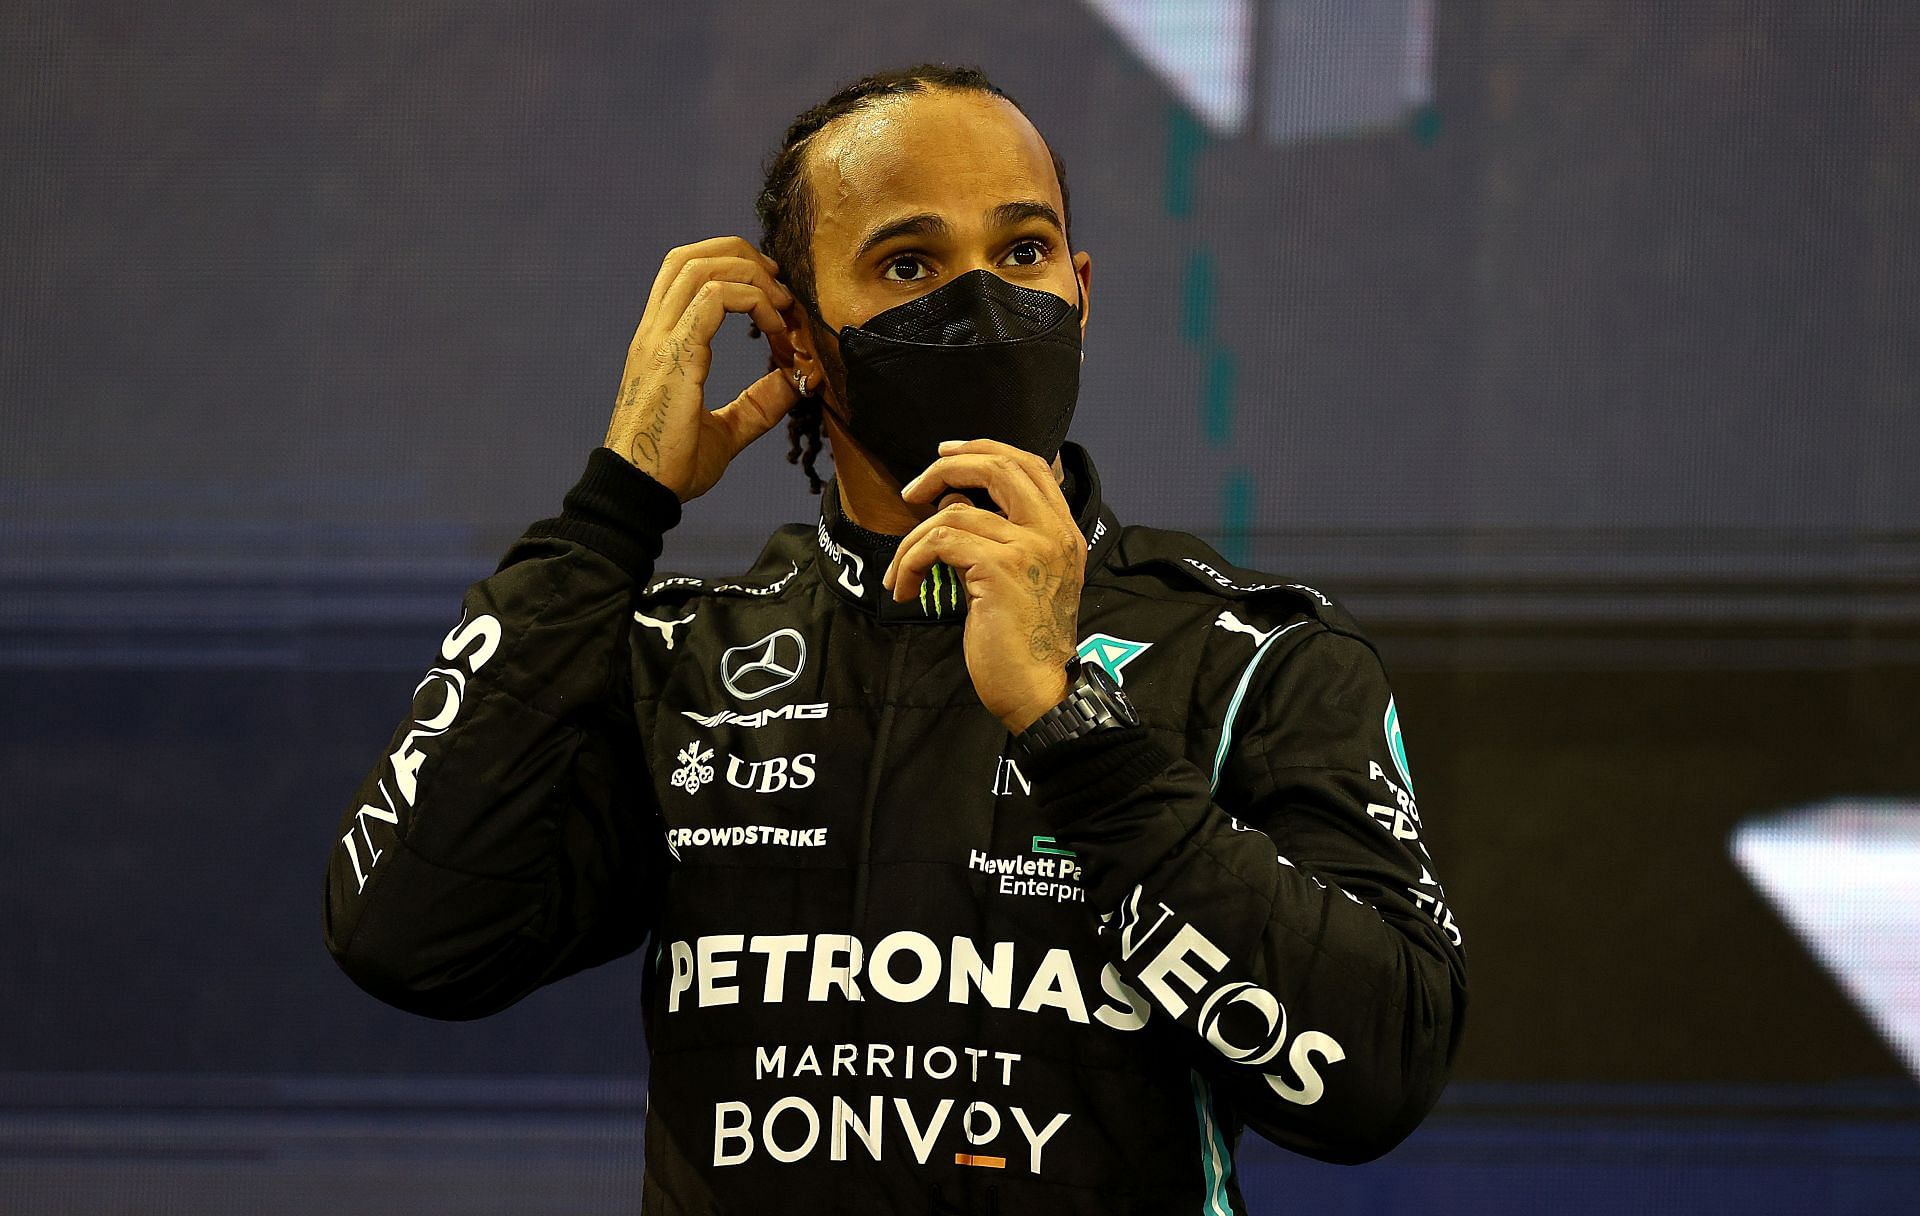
[794,88,1092,440]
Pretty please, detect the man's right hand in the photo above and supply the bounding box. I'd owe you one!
[604,236,802,502]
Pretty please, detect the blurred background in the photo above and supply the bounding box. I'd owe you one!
[3,1,1917,1212]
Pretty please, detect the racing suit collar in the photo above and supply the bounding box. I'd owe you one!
[813,439,1123,624]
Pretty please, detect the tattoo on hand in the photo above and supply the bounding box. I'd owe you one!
[661,335,691,380]
[1022,541,1079,663]
[634,390,670,464]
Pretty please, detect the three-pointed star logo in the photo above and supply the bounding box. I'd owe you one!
[720,628,807,701]
[1077,633,1152,686]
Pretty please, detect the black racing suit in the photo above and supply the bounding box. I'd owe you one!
[323,440,1469,1214]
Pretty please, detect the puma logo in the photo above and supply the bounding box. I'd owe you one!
[634,609,695,649]
[1214,609,1275,646]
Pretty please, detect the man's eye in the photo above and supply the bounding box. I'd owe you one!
[1006,239,1049,266]
[882,256,929,282]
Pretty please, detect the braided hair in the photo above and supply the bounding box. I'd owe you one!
[750,63,1072,493]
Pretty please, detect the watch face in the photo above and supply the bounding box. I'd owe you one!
[1080,658,1121,695]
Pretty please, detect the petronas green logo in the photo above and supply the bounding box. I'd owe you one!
[1385,697,1414,794]
[1076,633,1152,685]
[917,561,963,617]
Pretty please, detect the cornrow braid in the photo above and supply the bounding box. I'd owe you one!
[750,62,1072,494]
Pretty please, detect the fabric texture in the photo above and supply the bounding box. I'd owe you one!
[324,439,1469,1214]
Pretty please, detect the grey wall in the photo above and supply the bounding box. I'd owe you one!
[4,1,1914,657]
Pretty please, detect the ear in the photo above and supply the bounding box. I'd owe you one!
[773,297,826,391]
[1072,249,1092,345]
[761,306,801,373]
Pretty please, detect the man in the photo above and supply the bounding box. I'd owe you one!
[325,63,1468,1215]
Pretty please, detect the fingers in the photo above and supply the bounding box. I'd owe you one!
[882,501,1025,596]
[890,440,1079,602]
[929,438,1063,504]
[709,368,802,454]
[677,280,792,357]
[646,236,783,319]
[757,309,799,369]
[899,446,1065,529]
[884,522,1010,604]
[637,238,805,390]
[655,256,792,333]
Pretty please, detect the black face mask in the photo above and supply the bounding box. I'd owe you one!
[827,268,1084,494]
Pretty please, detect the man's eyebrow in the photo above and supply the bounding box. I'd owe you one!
[987,199,1064,235]
[851,200,1065,262]
[852,213,952,262]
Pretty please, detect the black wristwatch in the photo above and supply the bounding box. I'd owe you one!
[1016,656,1140,756]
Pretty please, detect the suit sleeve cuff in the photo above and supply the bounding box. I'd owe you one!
[510,447,684,585]
[1024,725,1177,825]
[1024,727,1192,905]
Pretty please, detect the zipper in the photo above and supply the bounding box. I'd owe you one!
[852,625,912,944]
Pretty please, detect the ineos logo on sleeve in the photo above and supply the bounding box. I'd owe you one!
[720,628,807,701]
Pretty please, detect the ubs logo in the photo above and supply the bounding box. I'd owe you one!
[720,628,807,701]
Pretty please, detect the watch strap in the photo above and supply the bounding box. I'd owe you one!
[1016,658,1139,755]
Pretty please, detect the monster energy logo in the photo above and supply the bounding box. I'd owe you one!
[918,561,962,617]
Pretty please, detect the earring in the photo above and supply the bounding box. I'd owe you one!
[795,372,810,396]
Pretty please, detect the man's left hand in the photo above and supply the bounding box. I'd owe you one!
[882,438,1083,734]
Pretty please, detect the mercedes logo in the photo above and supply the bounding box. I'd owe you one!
[720,628,807,701]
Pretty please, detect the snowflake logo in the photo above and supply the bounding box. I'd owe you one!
[670,742,715,795]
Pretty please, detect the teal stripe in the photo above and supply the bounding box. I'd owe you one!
[1189,1070,1234,1216]
[1209,619,1311,793]
[1202,349,1237,447]
[1180,250,1214,344]
[1164,103,1208,218]
[1217,469,1254,567]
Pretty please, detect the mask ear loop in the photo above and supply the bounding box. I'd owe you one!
[813,344,856,437]
[1071,271,1087,362]
[794,291,859,437]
